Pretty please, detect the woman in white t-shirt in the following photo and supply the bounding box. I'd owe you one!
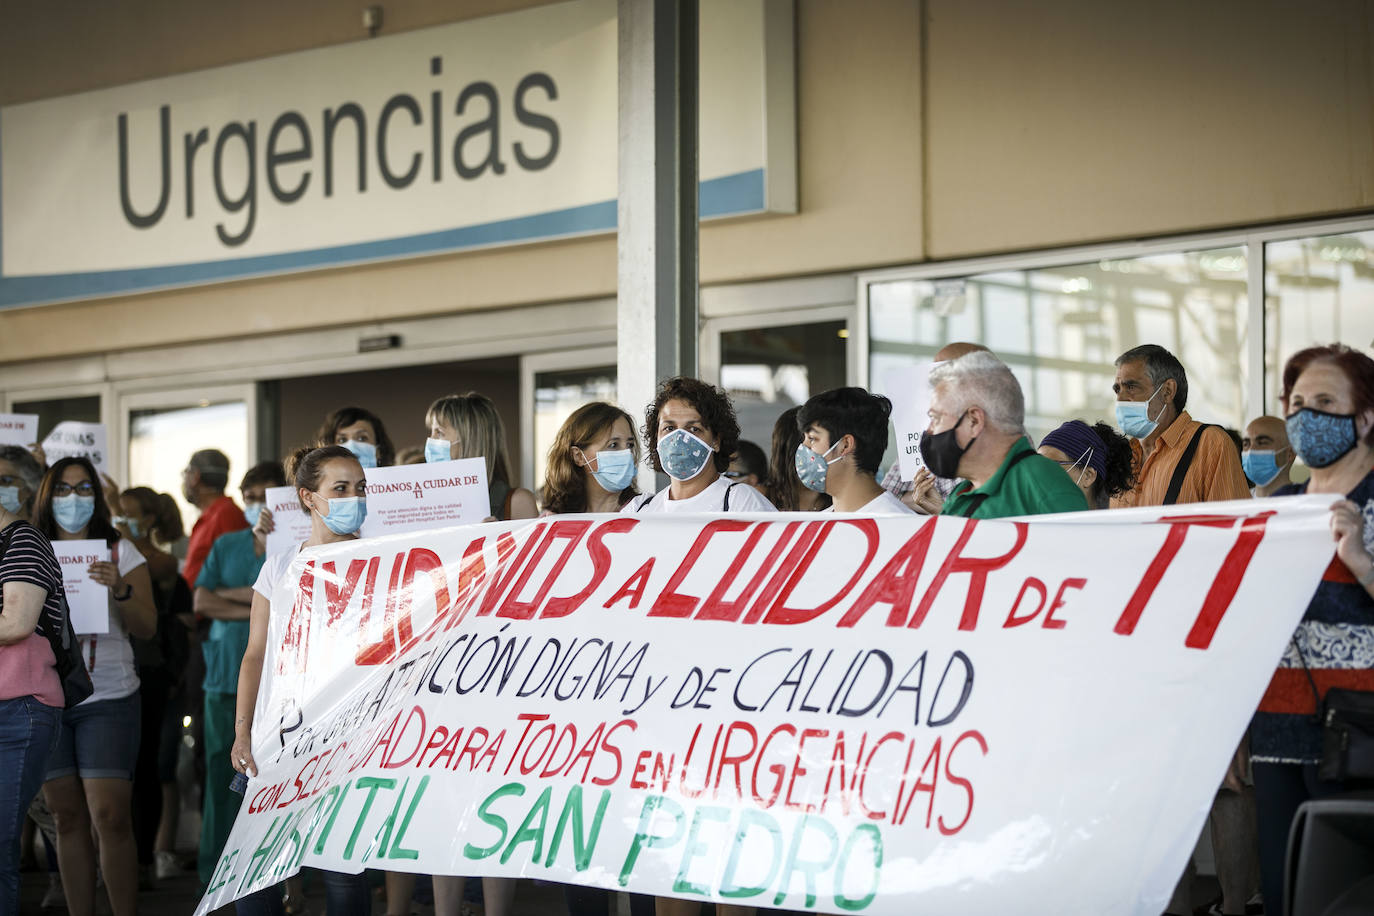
[231,445,371,916]
[623,376,777,514]
[35,457,156,916]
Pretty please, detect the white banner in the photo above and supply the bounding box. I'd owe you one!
[40,421,108,474]
[0,413,38,448]
[264,486,313,558]
[52,538,110,635]
[359,458,490,538]
[197,497,1332,915]
[0,0,795,309]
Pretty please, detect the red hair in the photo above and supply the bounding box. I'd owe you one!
[1281,344,1374,447]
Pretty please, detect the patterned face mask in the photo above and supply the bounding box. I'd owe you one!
[1286,407,1359,469]
[657,429,715,481]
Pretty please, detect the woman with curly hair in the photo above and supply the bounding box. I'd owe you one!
[1037,419,1137,510]
[623,376,775,513]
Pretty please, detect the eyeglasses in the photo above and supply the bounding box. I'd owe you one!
[54,482,95,497]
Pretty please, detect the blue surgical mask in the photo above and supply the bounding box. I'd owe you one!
[244,502,265,527]
[1115,385,1167,440]
[1241,448,1288,487]
[313,496,367,536]
[657,429,715,482]
[113,515,144,539]
[0,486,21,515]
[587,448,635,493]
[340,439,378,469]
[424,437,453,464]
[52,494,95,533]
[1286,408,1360,469]
[794,441,842,493]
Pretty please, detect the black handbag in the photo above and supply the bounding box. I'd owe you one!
[1292,635,1374,782]
[0,522,94,708]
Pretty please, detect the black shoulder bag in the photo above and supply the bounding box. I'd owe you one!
[0,523,94,708]
[1292,634,1374,783]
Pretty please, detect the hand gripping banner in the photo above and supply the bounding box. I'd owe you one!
[196,495,1336,915]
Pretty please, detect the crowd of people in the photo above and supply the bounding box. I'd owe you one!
[0,341,1371,916]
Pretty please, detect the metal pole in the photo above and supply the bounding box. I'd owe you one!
[617,0,699,490]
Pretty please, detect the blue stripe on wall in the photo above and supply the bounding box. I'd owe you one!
[0,168,766,310]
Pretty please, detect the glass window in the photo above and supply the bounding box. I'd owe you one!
[532,366,617,498]
[12,395,101,444]
[719,320,848,457]
[868,247,1251,466]
[129,401,248,532]
[1265,231,1374,403]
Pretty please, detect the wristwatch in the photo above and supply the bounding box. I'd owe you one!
[113,583,133,601]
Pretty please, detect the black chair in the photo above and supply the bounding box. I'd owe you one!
[1286,798,1374,916]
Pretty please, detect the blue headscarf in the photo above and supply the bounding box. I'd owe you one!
[1039,420,1108,483]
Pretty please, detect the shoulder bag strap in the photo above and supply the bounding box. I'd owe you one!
[1162,424,1214,506]
[1290,634,1325,725]
[723,481,741,512]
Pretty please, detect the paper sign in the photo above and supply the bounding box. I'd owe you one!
[41,421,107,473]
[879,362,935,482]
[52,539,109,635]
[0,413,38,448]
[264,486,313,557]
[197,495,1336,916]
[358,458,490,538]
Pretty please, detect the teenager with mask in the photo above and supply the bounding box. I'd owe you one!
[624,376,776,514]
[795,388,914,514]
[231,446,370,915]
[1241,415,1295,498]
[36,457,157,916]
[315,406,395,471]
[1251,344,1374,916]
[764,407,829,511]
[542,402,641,515]
[426,392,538,522]
[1037,420,1138,510]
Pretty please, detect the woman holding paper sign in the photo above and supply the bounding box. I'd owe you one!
[32,456,156,916]
[426,392,538,521]
[231,445,371,916]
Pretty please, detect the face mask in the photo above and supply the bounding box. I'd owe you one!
[0,486,22,515]
[920,411,973,480]
[1115,385,1167,440]
[313,495,367,536]
[657,429,715,482]
[244,503,265,527]
[340,439,378,469]
[794,441,842,493]
[1286,408,1360,469]
[586,448,636,493]
[53,494,95,533]
[1241,449,1288,487]
[113,515,144,539]
[425,438,453,464]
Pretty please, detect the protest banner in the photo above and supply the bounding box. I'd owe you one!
[196,496,1335,916]
[52,538,109,634]
[879,363,935,482]
[41,420,108,473]
[264,486,314,557]
[0,412,38,448]
[359,458,490,538]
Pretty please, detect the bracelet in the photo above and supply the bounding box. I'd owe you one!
[113,583,133,601]
[1360,564,1374,588]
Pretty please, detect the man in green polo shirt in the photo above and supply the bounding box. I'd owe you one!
[922,350,1087,518]
[191,460,285,888]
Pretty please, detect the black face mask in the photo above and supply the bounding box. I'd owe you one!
[920,410,974,480]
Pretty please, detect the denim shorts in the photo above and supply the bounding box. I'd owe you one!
[45,691,141,781]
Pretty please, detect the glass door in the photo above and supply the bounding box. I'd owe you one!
[520,347,618,502]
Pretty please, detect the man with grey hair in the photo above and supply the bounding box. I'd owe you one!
[924,351,1087,518]
[181,448,247,587]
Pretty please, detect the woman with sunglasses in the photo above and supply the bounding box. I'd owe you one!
[34,457,157,916]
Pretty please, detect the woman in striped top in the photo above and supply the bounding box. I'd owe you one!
[1251,343,1374,915]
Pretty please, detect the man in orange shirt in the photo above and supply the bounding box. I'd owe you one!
[181,449,248,587]
[1111,344,1256,916]
[1110,344,1251,509]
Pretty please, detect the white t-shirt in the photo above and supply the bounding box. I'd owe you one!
[253,543,303,603]
[81,538,148,704]
[623,477,777,513]
[826,491,918,516]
